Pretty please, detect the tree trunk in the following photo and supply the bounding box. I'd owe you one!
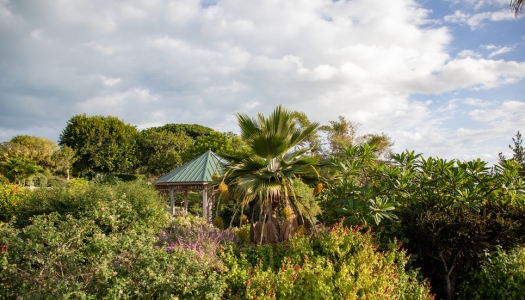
[440,253,456,300]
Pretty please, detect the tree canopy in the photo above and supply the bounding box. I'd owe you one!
[59,115,139,176]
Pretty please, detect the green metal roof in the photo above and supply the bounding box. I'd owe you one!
[154,150,228,184]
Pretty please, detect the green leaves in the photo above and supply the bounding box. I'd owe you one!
[59,115,139,176]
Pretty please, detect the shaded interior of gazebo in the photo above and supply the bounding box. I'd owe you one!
[153,149,227,221]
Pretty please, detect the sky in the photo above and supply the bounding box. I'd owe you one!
[0,0,524,164]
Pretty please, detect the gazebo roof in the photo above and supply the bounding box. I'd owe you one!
[154,149,228,186]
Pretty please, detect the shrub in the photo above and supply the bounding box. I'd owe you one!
[458,246,525,299]
[220,221,433,299]
[0,183,26,223]
[0,213,226,299]
[16,181,169,233]
[161,215,237,268]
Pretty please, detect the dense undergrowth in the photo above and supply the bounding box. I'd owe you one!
[0,181,434,299]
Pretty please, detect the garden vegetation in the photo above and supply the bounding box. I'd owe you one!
[1,106,524,299]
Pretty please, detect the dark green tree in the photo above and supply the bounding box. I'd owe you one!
[59,115,139,176]
[156,124,214,139]
[181,131,249,163]
[137,129,193,177]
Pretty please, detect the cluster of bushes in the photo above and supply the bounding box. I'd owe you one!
[0,181,434,299]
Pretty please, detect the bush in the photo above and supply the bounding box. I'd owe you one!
[0,213,226,299]
[16,181,169,233]
[458,246,525,299]
[0,183,26,223]
[220,221,433,299]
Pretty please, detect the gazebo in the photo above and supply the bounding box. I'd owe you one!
[153,149,228,221]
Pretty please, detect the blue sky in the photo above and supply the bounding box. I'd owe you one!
[0,0,523,164]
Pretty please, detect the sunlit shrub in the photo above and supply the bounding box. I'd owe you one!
[0,183,26,223]
[16,181,168,233]
[220,221,433,299]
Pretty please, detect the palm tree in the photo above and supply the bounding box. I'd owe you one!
[511,0,523,16]
[220,105,322,244]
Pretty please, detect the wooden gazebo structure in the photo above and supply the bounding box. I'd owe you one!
[153,150,228,221]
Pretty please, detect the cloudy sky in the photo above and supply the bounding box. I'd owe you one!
[0,0,524,164]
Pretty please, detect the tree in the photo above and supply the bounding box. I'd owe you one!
[137,129,192,177]
[0,135,57,171]
[181,131,236,163]
[222,105,322,244]
[511,0,523,16]
[156,124,214,139]
[2,157,43,184]
[499,131,525,177]
[361,133,394,160]
[390,154,525,300]
[59,115,139,176]
[290,111,322,154]
[320,116,360,154]
[51,146,77,181]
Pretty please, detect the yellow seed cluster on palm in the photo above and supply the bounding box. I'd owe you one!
[213,216,224,230]
[282,205,292,221]
[235,226,249,244]
[313,183,323,196]
[212,173,219,181]
[219,181,229,200]
[240,214,248,225]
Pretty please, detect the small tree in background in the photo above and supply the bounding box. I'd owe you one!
[499,131,525,177]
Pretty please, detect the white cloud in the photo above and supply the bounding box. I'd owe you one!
[0,0,523,164]
[457,49,482,58]
[463,98,492,107]
[444,9,517,29]
[488,46,514,58]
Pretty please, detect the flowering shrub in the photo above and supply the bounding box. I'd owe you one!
[0,213,227,299]
[161,214,237,268]
[0,183,26,223]
[220,221,433,299]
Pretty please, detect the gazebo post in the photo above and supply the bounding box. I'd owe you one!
[202,185,208,221]
[184,190,188,212]
[170,188,175,215]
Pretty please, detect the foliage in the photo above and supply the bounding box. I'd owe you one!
[156,123,214,139]
[0,135,57,170]
[59,114,139,176]
[137,128,192,177]
[223,105,322,244]
[181,131,236,162]
[219,221,433,299]
[399,202,525,300]
[499,131,525,177]
[511,0,524,16]
[322,143,398,226]
[15,181,168,233]
[361,133,395,160]
[319,116,361,155]
[458,246,525,299]
[51,145,77,180]
[162,214,237,268]
[0,213,226,299]
[0,157,43,185]
[0,183,26,223]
